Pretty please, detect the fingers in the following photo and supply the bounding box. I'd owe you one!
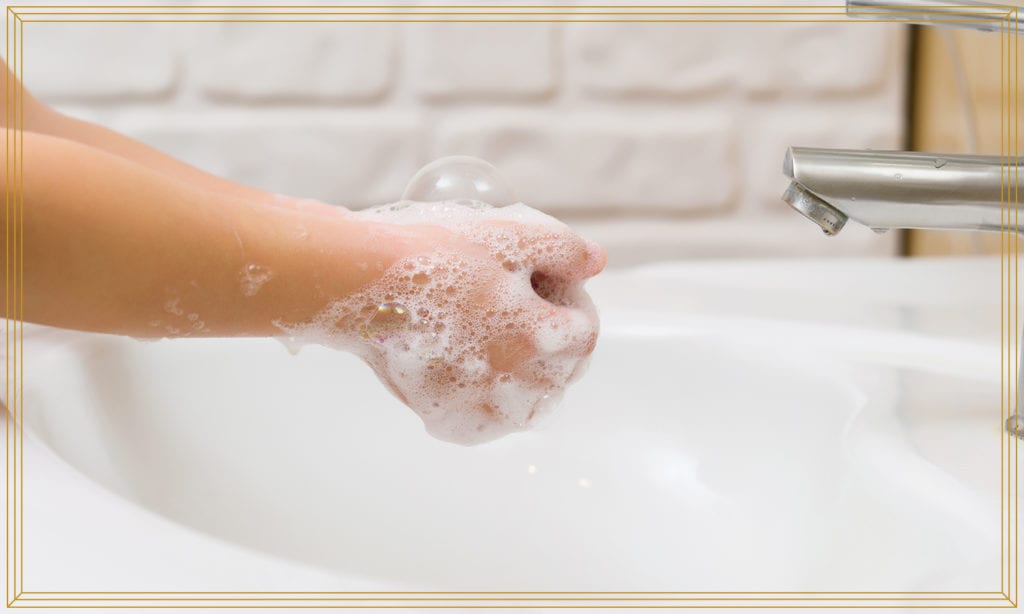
[520,291,599,360]
[514,228,606,282]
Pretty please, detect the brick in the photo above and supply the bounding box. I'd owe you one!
[743,105,904,215]
[112,111,422,208]
[193,23,397,102]
[24,23,177,101]
[411,23,557,100]
[567,22,738,97]
[739,23,904,96]
[569,22,903,99]
[432,112,736,213]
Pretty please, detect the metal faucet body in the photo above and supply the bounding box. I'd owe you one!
[782,147,1020,236]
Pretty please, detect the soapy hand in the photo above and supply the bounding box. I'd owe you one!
[274,201,605,445]
[355,212,605,445]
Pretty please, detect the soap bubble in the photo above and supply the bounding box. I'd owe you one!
[402,156,517,206]
[360,302,410,342]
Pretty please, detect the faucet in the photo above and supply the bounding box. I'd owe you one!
[783,0,1023,437]
[782,147,1017,236]
[782,147,1023,437]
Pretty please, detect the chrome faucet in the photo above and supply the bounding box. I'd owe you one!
[782,147,1023,437]
[784,0,1023,437]
[782,147,1018,236]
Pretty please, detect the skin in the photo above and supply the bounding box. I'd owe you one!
[4,62,607,404]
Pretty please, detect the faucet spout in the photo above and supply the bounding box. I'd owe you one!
[782,147,1020,235]
[781,182,848,236]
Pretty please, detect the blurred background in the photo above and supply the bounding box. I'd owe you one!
[23,13,1009,264]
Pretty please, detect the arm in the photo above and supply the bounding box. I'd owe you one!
[19,131,405,337]
[7,63,274,204]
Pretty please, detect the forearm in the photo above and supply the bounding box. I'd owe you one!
[6,64,274,204]
[31,108,274,204]
[18,131,405,338]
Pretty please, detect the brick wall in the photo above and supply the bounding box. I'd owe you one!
[24,12,908,264]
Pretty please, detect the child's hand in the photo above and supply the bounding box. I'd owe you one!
[279,211,606,445]
[366,220,605,444]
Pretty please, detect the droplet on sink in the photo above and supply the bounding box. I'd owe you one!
[934,158,947,168]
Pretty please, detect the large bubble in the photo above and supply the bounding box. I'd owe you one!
[401,156,517,206]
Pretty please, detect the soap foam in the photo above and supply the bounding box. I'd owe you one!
[273,200,600,445]
[240,263,274,297]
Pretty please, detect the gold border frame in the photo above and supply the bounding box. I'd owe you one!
[2,3,1018,608]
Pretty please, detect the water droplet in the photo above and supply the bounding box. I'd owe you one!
[894,173,903,180]
[934,158,947,168]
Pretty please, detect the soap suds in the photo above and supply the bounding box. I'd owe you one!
[240,263,274,297]
[273,199,600,446]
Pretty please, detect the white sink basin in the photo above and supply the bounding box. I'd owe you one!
[16,258,1008,596]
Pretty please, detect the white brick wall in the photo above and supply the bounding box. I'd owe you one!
[194,23,399,103]
[412,23,558,99]
[21,9,908,263]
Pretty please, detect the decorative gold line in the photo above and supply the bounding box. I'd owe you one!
[1002,9,1006,598]
[9,3,1015,605]
[9,9,1009,13]
[17,11,22,598]
[16,597,1014,602]
[1006,10,1011,598]
[3,1,9,607]
[30,591,1002,595]
[14,18,1007,23]
[12,4,1015,8]
[3,604,1019,609]
[1014,7,1019,605]
[10,7,18,601]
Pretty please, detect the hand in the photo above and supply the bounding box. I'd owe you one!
[335,212,606,445]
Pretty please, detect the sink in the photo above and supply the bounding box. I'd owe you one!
[15,258,1008,597]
